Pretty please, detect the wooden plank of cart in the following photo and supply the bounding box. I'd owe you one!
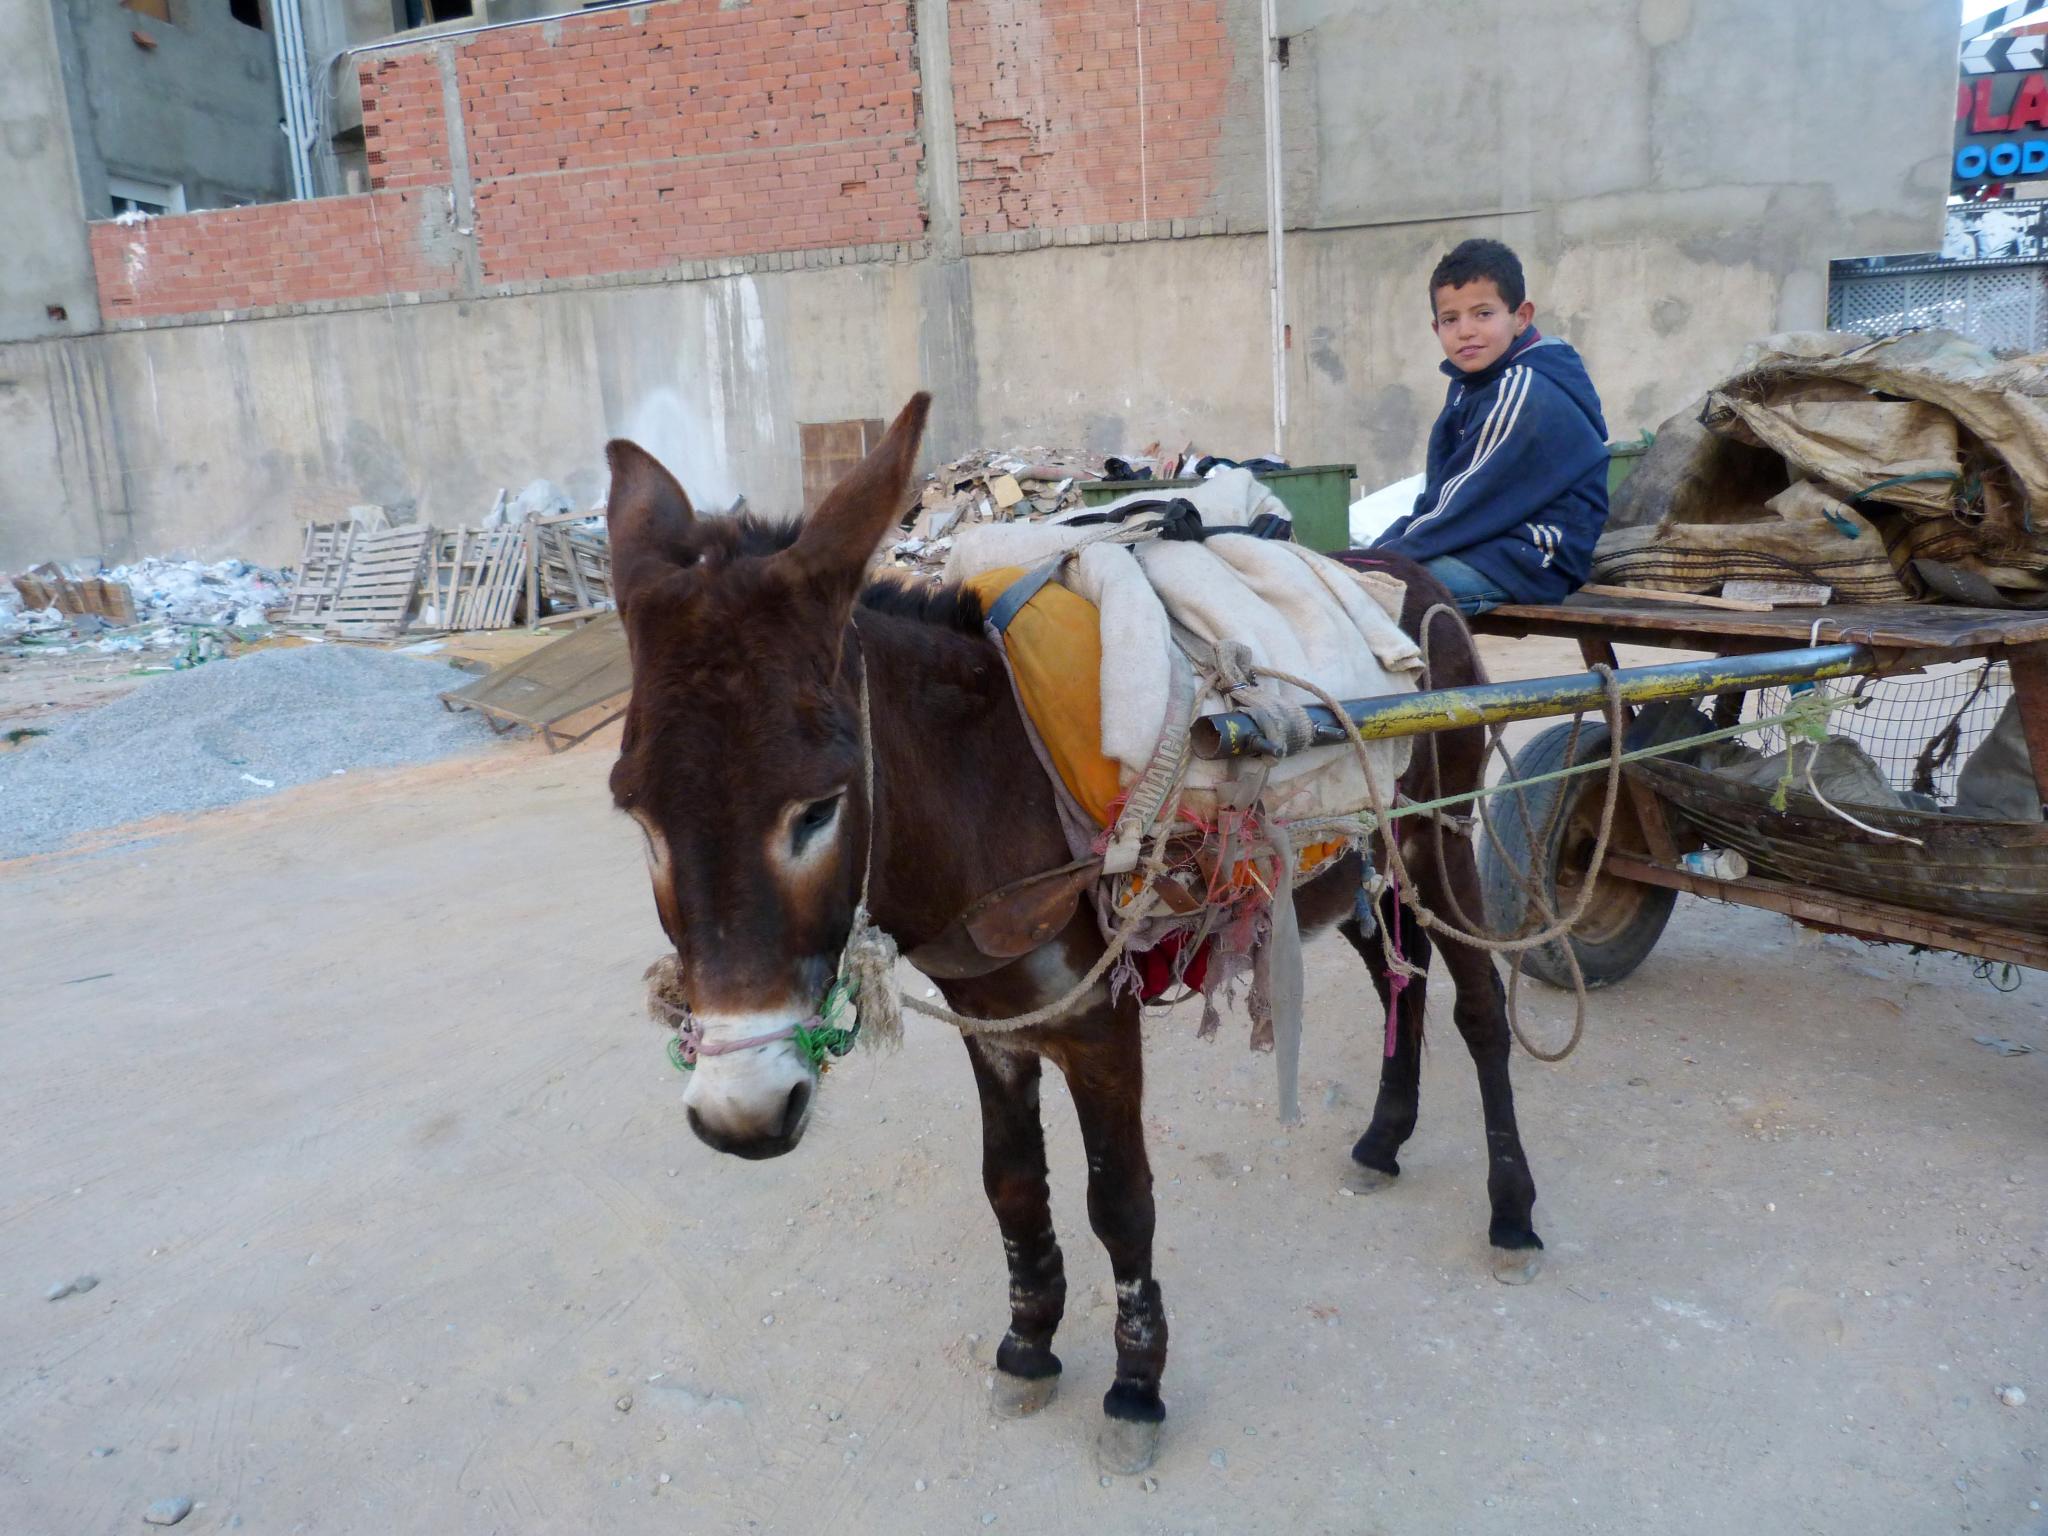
[1462,595,2048,977]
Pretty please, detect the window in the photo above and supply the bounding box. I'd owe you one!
[229,0,264,28]
[108,175,187,217]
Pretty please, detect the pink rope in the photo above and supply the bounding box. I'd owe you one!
[672,1014,811,1064]
[1384,872,1407,1060]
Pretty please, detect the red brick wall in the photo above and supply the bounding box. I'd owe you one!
[360,51,454,191]
[951,0,1232,236]
[86,0,1232,324]
[458,0,923,281]
[89,192,462,320]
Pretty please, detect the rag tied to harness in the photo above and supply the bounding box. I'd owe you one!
[944,469,1424,1120]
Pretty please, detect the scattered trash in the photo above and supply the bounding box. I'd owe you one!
[1349,472,1425,545]
[1679,847,1749,881]
[4,556,286,655]
[1998,1384,2027,1407]
[1973,1035,2035,1056]
[237,773,276,789]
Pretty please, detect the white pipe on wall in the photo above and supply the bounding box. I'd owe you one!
[1260,0,1286,458]
[272,0,317,200]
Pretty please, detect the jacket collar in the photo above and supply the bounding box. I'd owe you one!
[1441,326,1544,389]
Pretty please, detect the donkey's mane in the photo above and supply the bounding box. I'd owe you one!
[856,575,987,635]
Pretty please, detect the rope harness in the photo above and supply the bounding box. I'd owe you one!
[658,647,896,1076]
[659,571,1863,1079]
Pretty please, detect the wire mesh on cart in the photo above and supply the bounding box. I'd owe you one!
[1736,660,2014,806]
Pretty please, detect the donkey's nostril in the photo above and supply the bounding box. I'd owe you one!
[782,1081,812,1139]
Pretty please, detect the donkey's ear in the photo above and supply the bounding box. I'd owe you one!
[605,439,696,608]
[787,393,930,598]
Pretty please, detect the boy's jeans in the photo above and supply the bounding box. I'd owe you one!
[1425,555,1510,617]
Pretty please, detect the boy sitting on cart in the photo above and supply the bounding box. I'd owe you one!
[1373,239,1611,616]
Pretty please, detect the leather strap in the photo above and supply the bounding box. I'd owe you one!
[987,556,1066,633]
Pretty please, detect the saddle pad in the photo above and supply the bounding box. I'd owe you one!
[963,565,1354,891]
[963,566,1125,826]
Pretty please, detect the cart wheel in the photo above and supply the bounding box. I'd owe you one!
[1479,708,1700,990]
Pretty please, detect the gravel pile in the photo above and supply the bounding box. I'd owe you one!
[0,645,505,857]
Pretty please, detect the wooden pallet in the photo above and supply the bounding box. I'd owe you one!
[325,526,433,639]
[441,610,631,750]
[283,521,361,628]
[423,526,528,631]
[526,514,614,627]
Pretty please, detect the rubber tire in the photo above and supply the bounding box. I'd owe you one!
[1479,708,1699,990]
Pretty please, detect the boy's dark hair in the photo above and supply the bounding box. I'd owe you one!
[1429,238,1526,313]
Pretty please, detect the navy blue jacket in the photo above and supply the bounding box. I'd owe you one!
[1375,330,1609,605]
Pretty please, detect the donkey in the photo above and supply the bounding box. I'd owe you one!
[604,394,1541,1475]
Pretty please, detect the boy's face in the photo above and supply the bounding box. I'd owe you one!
[1431,278,1536,374]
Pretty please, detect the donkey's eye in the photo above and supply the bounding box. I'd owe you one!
[792,794,841,852]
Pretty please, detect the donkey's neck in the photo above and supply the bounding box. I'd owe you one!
[849,604,1072,951]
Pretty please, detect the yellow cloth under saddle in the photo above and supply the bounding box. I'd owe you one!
[964,566,1125,827]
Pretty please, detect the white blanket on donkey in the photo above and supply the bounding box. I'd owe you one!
[944,468,1424,824]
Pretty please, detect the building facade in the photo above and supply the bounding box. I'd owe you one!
[0,0,1961,567]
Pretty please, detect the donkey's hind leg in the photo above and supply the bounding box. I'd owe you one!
[965,1038,1067,1416]
[1339,888,1432,1194]
[1411,831,1544,1283]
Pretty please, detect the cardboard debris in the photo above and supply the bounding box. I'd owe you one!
[11,565,136,625]
[887,447,1106,576]
[4,557,287,654]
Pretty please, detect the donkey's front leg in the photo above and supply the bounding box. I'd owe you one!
[964,1037,1067,1417]
[1059,1006,1168,1476]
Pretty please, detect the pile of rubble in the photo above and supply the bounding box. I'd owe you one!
[884,441,1288,577]
[886,448,1103,575]
[3,558,287,655]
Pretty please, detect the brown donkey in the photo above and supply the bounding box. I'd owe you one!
[604,393,1541,1475]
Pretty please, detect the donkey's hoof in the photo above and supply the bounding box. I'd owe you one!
[1094,1416,1162,1476]
[991,1369,1059,1419]
[1342,1161,1399,1196]
[1491,1248,1544,1286]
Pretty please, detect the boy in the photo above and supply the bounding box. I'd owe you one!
[1373,239,1609,615]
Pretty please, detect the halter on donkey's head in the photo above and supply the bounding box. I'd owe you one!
[607,396,928,1095]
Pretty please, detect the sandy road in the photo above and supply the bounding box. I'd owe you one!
[2,638,2043,1535]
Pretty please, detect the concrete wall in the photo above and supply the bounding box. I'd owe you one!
[1283,0,1957,480]
[0,0,103,343]
[0,0,1959,567]
[0,264,927,568]
[49,0,291,220]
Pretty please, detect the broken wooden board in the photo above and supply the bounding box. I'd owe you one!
[1722,579,1834,608]
[1576,582,1774,613]
[440,610,630,750]
[326,526,433,639]
[800,418,886,515]
[528,514,613,628]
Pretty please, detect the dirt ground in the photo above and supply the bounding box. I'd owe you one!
[2,636,2043,1535]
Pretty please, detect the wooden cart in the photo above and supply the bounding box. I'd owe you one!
[1467,597,2048,978]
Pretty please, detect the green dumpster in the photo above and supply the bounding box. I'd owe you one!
[1606,433,1653,497]
[1077,463,1358,553]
